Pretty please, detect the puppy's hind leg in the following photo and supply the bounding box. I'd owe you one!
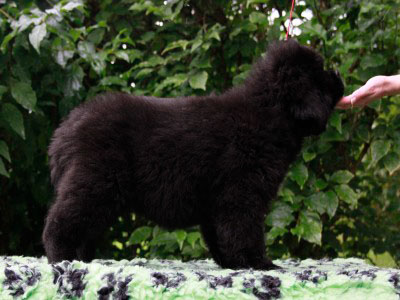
[200,222,224,266]
[43,164,120,263]
[42,200,77,263]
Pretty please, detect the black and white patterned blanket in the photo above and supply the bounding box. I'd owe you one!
[0,256,399,299]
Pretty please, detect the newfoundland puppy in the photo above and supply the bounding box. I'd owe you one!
[43,39,344,270]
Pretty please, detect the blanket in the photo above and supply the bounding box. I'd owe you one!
[0,256,399,299]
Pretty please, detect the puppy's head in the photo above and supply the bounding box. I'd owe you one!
[265,39,344,136]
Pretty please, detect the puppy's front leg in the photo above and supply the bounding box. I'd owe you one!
[204,181,280,270]
[205,210,279,270]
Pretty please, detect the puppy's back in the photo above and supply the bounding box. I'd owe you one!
[48,93,154,188]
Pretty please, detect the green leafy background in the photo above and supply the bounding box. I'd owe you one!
[0,0,399,267]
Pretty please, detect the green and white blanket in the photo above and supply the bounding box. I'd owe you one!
[0,256,399,299]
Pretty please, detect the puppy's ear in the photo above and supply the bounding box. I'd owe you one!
[289,90,332,136]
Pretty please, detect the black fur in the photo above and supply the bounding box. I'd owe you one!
[42,40,344,270]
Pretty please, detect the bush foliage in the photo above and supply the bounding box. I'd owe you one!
[0,0,399,267]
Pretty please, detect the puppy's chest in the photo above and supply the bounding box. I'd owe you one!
[226,123,300,177]
[229,124,289,159]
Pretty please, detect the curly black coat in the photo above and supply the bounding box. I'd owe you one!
[42,39,344,270]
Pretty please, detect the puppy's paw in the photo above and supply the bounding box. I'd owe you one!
[251,260,281,271]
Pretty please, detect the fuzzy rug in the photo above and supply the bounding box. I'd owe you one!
[0,256,399,299]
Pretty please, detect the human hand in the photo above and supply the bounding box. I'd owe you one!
[336,76,391,109]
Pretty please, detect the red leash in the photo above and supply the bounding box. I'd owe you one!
[286,0,296,40]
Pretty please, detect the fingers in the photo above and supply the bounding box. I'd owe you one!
[336,96,355,109]
[336,75,394,110]
[350,84,374,102]
[336,84,376,109]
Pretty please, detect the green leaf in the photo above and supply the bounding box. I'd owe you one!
[0,140,11,162]
[191,38,203,53]
[302,150,316,162]
[316,141,332,154]
[290,162,308,188]
[330,170,354,184]
[29,23,47,53]
[187,232,201,248]
[301,22,326,39]
[10,80,37,112]
[162,40,189,54]
[266,227,287,245]
[0,157,9,178]
[128,49,144,62]
[358,18,376,31]
[190,55,212,69]
[54,50,74,68]
[139,31,155,43]
[115,51,130,63]
[69,28,83,42]
[278,187,294,203]
[320,127,349,142]
[199,236,207,249]
[305,191,338,218]
[334,184,358,208]
[325,190,339,218]
[383,152,400,175]
[305,192,326,215]
[112,240,123,250]
[155,73,188,93]
[163,73,187,86]
[174,230,187,250]
[12,64,30,83]
[1,31,17,53]
[266,202,294,228]
[100,76,127,87]
[129,2,149,11]
[150,232,176,246]
[189,71,208,90]
[62,2,83,11]
[315,179,328,190]
[206,24,224,41]
[1,103,25,139]
[135,68,154,79]
[77,41,95,59]
[64,64,84,97]
[291,210,322,245]
[207,30,221,41]
[356,125,370,142]
[371,140,391,165]
[329,111,342,133]
[88,28,105,45]
[246,0,268,7]
[136,55,165,68]
[77,41,106,74]
[0,86,7,99]
[249,12,268,26]
[128,226,152,245]
[229,27,242,40]
[360,54,386,69]
[233,71,250,86]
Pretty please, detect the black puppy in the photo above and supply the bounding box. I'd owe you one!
[43,39,344,270]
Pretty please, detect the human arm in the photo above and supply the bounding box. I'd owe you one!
[336,75,400,109]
